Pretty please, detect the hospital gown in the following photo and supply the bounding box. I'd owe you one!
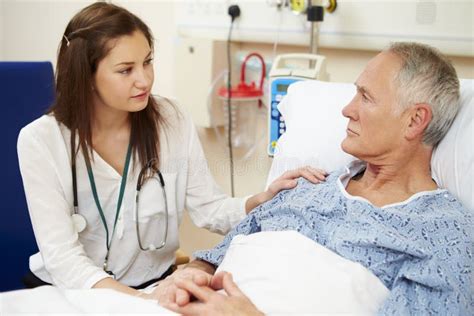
[195,161,473,315]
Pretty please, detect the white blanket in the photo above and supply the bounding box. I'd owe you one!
[0,286,176,315]
[216,231,389,315]
[1,231,389,315]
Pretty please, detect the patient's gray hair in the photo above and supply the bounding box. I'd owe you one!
[387,42,460,146]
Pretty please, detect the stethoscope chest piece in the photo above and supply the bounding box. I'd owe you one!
[72,213,87,233]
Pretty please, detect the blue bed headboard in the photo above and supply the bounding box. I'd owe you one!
[0,62,55,291]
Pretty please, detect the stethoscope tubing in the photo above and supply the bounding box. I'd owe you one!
[70,133,168,277]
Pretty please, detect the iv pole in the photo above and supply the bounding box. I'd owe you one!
[307,0,324,64]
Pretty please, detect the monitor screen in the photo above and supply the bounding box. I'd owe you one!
[276,84,289,93]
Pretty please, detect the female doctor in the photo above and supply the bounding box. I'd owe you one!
[17,2,325,298]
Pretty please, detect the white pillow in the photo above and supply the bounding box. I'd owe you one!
[266,80,356,186]
[432,79,473,211]
[217,231,389,315]
[267,79,474,211]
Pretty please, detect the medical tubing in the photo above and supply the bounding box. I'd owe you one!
[207,69,227,143]
[272,7,284,61]
[227,16,236,197]
[135,193,143,251]
[207,70,227,123]
[135,161,168,251]
[240,53,266,91]
[159,175,168,249]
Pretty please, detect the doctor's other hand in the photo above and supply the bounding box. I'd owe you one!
[163,271,263,316]
[246,166,327,213]
[151,267,212,307]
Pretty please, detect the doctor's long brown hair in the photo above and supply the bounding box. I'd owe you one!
[48,2,167,168]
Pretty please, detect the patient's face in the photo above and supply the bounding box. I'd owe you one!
[341,52,406,162]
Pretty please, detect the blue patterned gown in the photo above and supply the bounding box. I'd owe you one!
[194,161,473,315]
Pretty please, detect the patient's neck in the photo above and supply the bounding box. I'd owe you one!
[347,146,437,207]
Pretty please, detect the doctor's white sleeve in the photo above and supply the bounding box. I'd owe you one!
[183,116,248,235]
[17,126,110,289]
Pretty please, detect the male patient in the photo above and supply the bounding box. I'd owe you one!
[154,42,473,315]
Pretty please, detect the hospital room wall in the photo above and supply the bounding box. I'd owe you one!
[1,1,473,256]
[1,1,472,97]
[0,1,3,60]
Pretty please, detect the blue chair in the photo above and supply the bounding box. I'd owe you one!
[0,62,55,291]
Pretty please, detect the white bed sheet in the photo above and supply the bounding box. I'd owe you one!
[0,286,176,315]
[1,231,388,315]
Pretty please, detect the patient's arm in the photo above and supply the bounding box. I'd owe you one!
[378,214,472,315]
[150,259,216,306]
[164,271,263,316]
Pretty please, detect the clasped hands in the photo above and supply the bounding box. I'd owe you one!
[149,268,263,316]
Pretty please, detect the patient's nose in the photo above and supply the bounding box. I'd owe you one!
[342,95,358,119]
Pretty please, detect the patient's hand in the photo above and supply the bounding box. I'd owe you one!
[150,267,212,306]
[164,271,263,316]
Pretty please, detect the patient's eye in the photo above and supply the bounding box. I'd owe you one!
[144,58,153,66]
[362,93,371,103]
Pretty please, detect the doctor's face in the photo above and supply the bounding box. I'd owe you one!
[341,52,407,163]
[92,30,154,114]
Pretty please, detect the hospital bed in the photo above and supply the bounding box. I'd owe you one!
[0,77,472,314]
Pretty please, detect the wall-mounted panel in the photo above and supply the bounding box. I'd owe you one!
[176,0,474,57]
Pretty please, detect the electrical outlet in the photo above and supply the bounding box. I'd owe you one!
[185,0,227,18]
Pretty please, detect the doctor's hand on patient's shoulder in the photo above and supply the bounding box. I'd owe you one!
[245,166,327,213]
[151,260,216,307]
[163,271,263,316]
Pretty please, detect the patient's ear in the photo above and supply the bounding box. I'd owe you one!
[405,103,432,141]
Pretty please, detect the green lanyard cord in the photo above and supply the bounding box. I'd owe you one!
[85,141,133,252]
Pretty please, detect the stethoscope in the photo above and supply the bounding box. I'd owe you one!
[70,134,168,277]
[135,158,168,251]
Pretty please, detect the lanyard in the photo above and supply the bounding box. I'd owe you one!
[84,141,132,274]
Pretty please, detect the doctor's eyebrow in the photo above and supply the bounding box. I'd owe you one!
[114,51,153,67]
